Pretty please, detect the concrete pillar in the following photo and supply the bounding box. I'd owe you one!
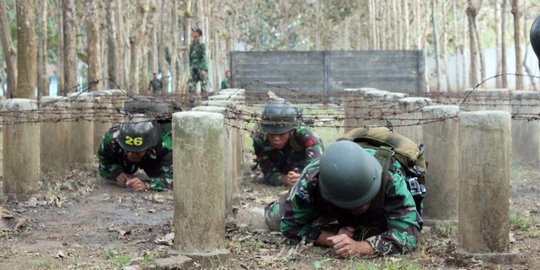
[68,93,95,164]
[460,88,487,111]
[359,90,389,127]
[40,97,70,173]
[511,91,540,165]
[381,92,408,125]
[458,111,511,254]
[485,89,512,113]
[422,105,460,220]
[102,89,126,123]
[1,99,40,196]
[91,91,114,154]
[172,111,228,257]
[395,97,432,144]
[343,88,360,132]
[192,106,234,216]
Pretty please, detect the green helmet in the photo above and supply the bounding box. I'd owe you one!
[261,98,299,134]
[531,15,540,69]
[319,141,382,209]
[117,120,161,152]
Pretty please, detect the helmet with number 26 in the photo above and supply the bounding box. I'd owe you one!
[117,120,161,152]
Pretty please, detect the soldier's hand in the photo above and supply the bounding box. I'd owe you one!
[126,178,150,192]
[328,234,373,257]
[337,226,355,238]
[115,173,132,188]
[281,171,300,187]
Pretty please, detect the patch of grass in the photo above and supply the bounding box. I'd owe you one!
[242,238,265,251]
[355,258,420,270]
[431,222,456,238]
[101,247,132,270]
[142,251,157,263]
[313,257,333,269]
[36,258,57,270]
[510,214,532,232]
[510,163,537,184]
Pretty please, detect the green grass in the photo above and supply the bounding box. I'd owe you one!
[355,258,420,270]
[101,247,132,270]
[142,251,157,263]
[510,214,532,232]
[431,221,457,238]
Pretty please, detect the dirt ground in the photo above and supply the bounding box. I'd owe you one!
[0,161,539,270]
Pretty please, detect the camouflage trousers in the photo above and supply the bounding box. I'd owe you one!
[187,68,209,101]
[264,194,287,231]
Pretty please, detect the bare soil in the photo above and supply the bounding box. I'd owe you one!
[0,163,539,270]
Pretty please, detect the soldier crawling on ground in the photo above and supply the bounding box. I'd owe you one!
[264,139,423,257]
[98,115,173,192]
[251,98,324,186]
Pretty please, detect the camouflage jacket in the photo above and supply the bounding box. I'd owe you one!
[220,78,229,90]
[189,40,208,71]
[149,79,163,92]
[280,148,421,255]
[251,126,324,186]
[98,126,173,191]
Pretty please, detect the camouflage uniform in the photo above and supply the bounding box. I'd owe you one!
[149,78,163,95]
[98,125,173,191]
[251,126,324,186]
[220,77,229,90]
[265,148,421,255]
[188,40,208,97]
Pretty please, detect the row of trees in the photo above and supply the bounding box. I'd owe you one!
[0,0,538,99]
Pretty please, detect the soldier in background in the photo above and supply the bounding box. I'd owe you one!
[148,72,163,95]
[188,27,208,101]
[220,70,232,90]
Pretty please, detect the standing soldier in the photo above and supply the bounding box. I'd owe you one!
[220,70,232,90]
[251,99,324,186]
[98,117,173,192]
[188,27,208,101]
[148,72,163,95]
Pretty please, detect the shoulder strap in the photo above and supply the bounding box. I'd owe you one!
[370,146,394,209]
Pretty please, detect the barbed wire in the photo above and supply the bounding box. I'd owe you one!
[1,73,539,128]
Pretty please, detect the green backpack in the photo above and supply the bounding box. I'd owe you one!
[338,127,427,215]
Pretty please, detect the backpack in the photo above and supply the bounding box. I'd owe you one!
[338,127,427,215]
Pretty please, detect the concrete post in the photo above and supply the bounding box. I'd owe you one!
[458,111,511,254]
[360,90,389,127]
[461,88,487,111]
[422,105,460,220]
[395,97,432,144]
[172,111,228,257]
[381,92,408,125]
[511,91,540,165]
[192,106,235,216]
[343,88,360,132]
[102,89,126,123]
[2,99,40,196]
[68,93,95,164]
[40,97,70,174]
[91,91,114,154]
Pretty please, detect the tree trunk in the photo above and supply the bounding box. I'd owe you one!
[452,0,461,90]
[473,7,486,83]
[511,0,523,89]
[63,0,77,93]
[431,0,441,91]
[16,0,36,98]
[466,0,479,87]
[414,0,421,49]
[86,0,101,91]
[501,0,508,87]
[160,0,169,95]
[494,0,502,87]
[367,0,375,50]
[442,1,451,91]
[170,0,178,94]
[402,0,409,49]
[57,1,64,95]
[0,0,17,97]
[106,0,119,89]
[128,0,150,95]
[37,0,49,97]
[117,0,128,91]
